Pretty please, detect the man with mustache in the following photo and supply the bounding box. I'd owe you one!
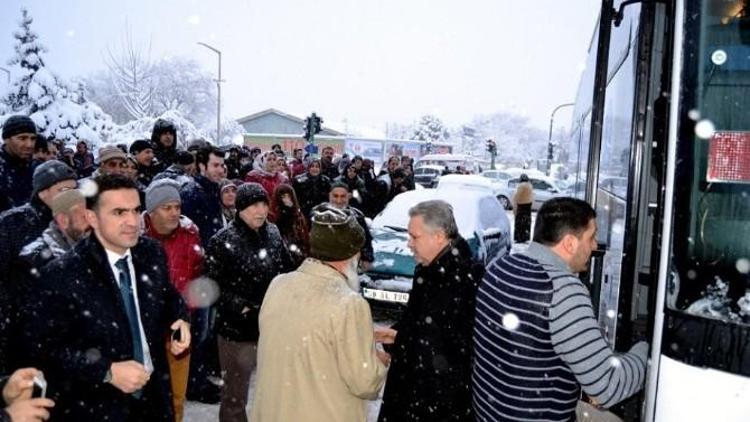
[25,174,191,421]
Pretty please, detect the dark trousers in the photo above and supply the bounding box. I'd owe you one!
[218,336,257,422]
[187,307,219,396]
[514,203,532,243]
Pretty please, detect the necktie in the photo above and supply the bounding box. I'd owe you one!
[115,257,144,364]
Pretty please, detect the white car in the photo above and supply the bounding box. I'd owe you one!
[360,188,511,310]
[496,176,565,210]
[436,174,499,195]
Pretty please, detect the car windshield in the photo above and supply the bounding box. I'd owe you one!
[372,191,478,236]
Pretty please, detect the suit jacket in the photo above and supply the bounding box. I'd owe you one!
[23,235,188,422]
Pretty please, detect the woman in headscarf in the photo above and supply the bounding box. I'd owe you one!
[268,184,309,266]
[244,151,288,199]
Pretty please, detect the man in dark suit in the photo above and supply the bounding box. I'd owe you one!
[25,174,191,421]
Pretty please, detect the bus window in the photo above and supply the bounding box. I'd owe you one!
[671,0,750,323]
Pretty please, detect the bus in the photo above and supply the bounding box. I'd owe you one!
[568,1,750,420]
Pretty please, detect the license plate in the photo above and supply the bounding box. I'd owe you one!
[362,288,410,304]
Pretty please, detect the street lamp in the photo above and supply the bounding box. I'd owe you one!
[547,102,575,175]
[197,42,223,143]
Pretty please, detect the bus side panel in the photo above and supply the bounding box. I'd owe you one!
[654,355,750,421]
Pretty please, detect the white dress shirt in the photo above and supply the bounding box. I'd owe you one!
[105,248,154,374]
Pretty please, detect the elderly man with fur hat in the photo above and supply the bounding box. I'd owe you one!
[0,160,78,287]
[0,159,77,372]
[205,182,293,422]
[251,203,389,422]
[19,189,90,273]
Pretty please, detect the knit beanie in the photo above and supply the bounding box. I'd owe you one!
[50,189,85,216]
[145,179,181,213]
[33,160,77,195]
[129,139,153,155]
[235,182,268,212]
[309,203,365,261]
[2,115,37,140]
[175,150,195,165]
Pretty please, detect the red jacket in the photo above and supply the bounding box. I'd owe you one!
[290,159,306,178]
[244,169,289,197]
[143,214,204,309]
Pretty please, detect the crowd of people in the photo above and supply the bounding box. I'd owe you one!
[0,114,649,422]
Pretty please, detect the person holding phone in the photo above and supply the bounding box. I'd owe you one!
[1,368,54,422]
[25,174,190,421]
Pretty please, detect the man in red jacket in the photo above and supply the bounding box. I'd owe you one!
[142,179,204,421]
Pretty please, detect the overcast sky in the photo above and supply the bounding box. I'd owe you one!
[0,0,600,135]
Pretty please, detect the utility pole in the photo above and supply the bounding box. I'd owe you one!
[198,42,223,143]
[547,102,574,175]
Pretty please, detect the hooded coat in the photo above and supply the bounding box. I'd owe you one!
[205,217,293,342]
[378,236,484,422]
[151,119,178,174]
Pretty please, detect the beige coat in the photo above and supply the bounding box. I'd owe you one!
[250,259,387,422]
[513,181,534,208]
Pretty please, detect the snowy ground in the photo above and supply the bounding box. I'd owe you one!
[184,210,534,421]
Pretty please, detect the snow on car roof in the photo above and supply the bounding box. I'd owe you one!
[372,188,493,237]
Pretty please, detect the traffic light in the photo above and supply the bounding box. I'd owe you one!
[312,113,322,135]
[303,116,312,142]
[486,139,496,153]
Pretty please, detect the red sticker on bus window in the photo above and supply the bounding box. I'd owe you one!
[707,131,750,183]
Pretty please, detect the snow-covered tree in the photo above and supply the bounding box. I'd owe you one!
[104,25,154,120]
[469,112,546,167]
[411,114,447,145]
[0,8,114,147]
[151,58,216,124]
[107,109,204,148]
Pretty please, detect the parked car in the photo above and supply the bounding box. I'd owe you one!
[360,188,511,312]
[415,154,480,174]
[413,164,446,188]
[500,176,565,210]
[481,169,514,184]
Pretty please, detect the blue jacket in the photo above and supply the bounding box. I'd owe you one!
[180,175,223,246]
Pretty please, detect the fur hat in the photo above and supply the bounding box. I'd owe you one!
[2,115,37,140]
[32,160,77,195]
[98,145,127,164]
[50,189,85,216]
[235,182,268,212]
[309,203,365,261]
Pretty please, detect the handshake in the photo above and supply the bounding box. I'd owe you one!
[374,326,398,367]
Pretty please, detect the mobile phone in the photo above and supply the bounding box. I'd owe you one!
[32,373,47,399]
[171,328,182,342]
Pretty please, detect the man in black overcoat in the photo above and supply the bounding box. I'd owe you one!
[24,174,191,421]
[377,199,484,422]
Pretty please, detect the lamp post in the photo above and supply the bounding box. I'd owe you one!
[547,102,574,175]
[197,42,223,143]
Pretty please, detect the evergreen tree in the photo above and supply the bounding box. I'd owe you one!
[0,8,113,147]
[411,114,446,147]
